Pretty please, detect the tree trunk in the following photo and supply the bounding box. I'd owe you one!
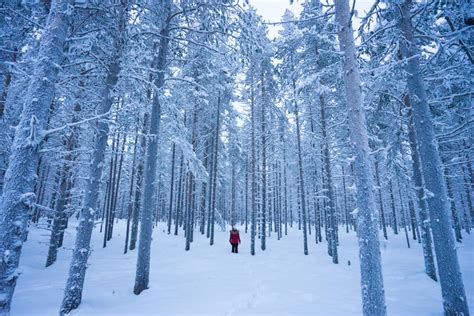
[319,94,338,263]
[407,105,437,281]
[334,1,386,314]
[250,72,257,256]
[231,164,236,227]
[245,160,249,233]
[61,2,128,312]
[374,161,388,240]
[200,139,210,235]
[397,1,469,313]
[209,92,221,246]
[443,163,462,242]
[175,153,184,236]
[389,179,398,234]
[167,143,176,234]
[185,104,198,251]
[398,182,411,248]
[46,102,80,267]
[125,123,140,254]
[134,6,170,294]
[294,82,308,256]
[0,0,24,196]
[260,68,267,251]
[108,128,126,240]
[0,0,71,312]
[342,165,350,233]
[283,139,288,236]
[130,114,148,250]
[103,132,118,248]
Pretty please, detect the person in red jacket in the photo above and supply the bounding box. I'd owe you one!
[229,227,241,253]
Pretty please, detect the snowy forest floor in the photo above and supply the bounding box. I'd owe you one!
[12,221,474,316]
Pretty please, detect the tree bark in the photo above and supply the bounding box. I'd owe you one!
[130,114,148,250]
[294,81,308,256]
[397,1,469,313]
[334,0,386,314]
[319,94,338,263]
[46,102,80,267]
[407,105,437,281]
[134,4,170,293]
[0,0,72,312]
[125,123,140,254]
[209,92,221,246]
[61,2,128,312]
[167,143,176,234]
[260,67,267,251]
[250,72,257,256]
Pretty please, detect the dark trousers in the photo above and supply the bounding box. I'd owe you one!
[231,243,239,253]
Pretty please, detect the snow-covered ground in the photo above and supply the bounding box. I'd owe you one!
[12,221,474,315]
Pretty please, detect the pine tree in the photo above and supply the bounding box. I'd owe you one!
[0,0,72,312]
[396,1,469,313]
[334,0,386,314]
[61,1,129,313]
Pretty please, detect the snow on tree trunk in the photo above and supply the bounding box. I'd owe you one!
[407,107,437,282]
[167,142,176,234]
[0,0,25,196]
[0,0,72,312]
[342,165,350,233]
[308,105,323,242]
[231,164,236,227]
[130,114,148,250]
[443,163,463,242]
[177,153,185,236]
[397,2,469,313]
[250,71,257,256]
[45,103,80,267]
[61,2,129,312]
[209,93,221,246]
[282,134,289,237]
[185,105,198,251]
[294,84,308,256]
[133,10,170,294]
[389,180,398,235]
[60,58,122,316]
[200,139,210,235]
[320,94,338,263]
[334,0,386,315]
[125,124,140,254]
[260,67,267,251]
[374,160,388,240]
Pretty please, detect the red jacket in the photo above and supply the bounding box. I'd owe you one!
[229,230,241,244]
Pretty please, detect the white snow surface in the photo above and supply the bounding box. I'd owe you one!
[12,221,474,315]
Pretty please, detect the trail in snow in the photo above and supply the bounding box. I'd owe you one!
[12,220,474,316]
[225,251,265,316]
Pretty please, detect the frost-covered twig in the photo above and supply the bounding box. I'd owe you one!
[0,7,44,29]
[43,110,112,137]
[436,119,474,139]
